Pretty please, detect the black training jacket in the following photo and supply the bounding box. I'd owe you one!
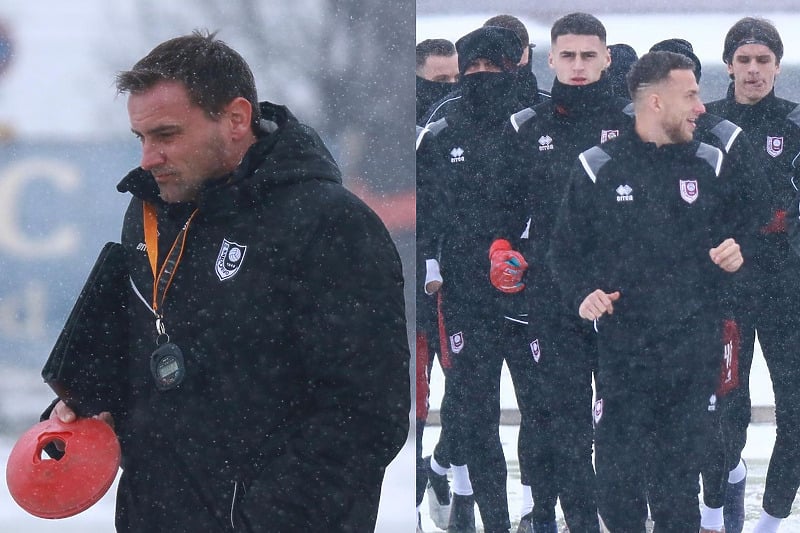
[508,76,634,306]
[113,102,409,532]
[549,132,766,341]
[707,89,800,286]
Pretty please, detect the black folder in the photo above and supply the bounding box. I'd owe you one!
[41,242,129,417]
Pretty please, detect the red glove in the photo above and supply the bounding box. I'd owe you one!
[489,239,528,294]
[761,210,786,234]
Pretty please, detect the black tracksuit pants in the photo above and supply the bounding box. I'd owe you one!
[439,304,533,533]
[594,317,718,533]
[703,274,800,518]
[524,310,600,533]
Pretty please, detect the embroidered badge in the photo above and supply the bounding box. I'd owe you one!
[593,398,604,425]
[449,331,464,354]
[767,136,784,157]
[530,339,541,362]
[679,179,699,204]
[600,129,619,143]
[215,239,247,281]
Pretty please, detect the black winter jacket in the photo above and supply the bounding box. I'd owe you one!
[549,133,764,344]
[707,89,800,287]
[509,76,634,307]
[113,102,410,532]
[416,72,530,321]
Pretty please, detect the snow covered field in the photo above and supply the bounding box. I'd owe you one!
[418,342,797,532]
[420,424,800,532]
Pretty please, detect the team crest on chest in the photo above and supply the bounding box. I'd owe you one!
[215,239,247,281]
[679,179,699,204]
[767,136,784,157]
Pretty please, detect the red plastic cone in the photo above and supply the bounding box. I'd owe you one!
[6,417,121,519]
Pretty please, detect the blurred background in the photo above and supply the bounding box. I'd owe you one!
[0,1,415,531]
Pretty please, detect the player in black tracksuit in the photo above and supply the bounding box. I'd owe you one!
[705,28,800,528]
[508,73,632,532]
[707,84,800,528]
[549,51,769,533]
[505,13,633,533]
[417,26,535,533]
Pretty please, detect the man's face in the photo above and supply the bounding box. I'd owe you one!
[548,34,610,86]
[658,69,706,144]
[128,80,233,203]
[463,57,503,75]
[727,43,780,105]
[419,54,459,83]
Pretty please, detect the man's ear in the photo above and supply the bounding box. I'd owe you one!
[224,97,253,140]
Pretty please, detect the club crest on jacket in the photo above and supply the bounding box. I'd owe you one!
[767,136,784,157]
[215,239,247,281]
[679,179,699,204]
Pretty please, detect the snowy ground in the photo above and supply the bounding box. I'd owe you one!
[420,423,800,533]
[419,343,799,533]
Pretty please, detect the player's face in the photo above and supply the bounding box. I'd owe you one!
[727,43,780,105]
[420,54,459,83]
[548,34,610,86]
[128,80,234,203]
[659,69,706,144]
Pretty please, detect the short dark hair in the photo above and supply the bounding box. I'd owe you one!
[551,12,606,44]
[484,14,529,47]
[116,29,261,132]
[627,51,697,100]
[722,17,783,65]
[416,38,456,70]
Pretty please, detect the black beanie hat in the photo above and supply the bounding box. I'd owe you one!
[607,44,639,97]
[455,26,523,75]
[650,38,702,81]
[722,17,783,65]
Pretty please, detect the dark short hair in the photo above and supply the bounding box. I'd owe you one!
[416,38,456,70]
[484,14,529,47]
[627,51,697,100]
[551,12,606,44]
[723,17,783,65]
[116,29,261,132]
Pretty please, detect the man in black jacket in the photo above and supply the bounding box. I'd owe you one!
[416,38,459,124]
[508,12,632,533]
[707,17,800,533]
[549,51,767,532]
[417,25,535,533]
[46,30,410,532]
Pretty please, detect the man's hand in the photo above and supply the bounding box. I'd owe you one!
[489,239,528,294]
[579,290,621,321]
[425,279,442,294]
[50,401,115,428]
[709,238,743,273]
[48,401,114,452]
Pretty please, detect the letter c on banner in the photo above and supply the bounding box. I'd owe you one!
[0,158,79,258]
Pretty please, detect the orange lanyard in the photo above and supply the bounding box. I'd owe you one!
[142,202,199,336]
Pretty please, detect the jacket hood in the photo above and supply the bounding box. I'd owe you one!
[117,101,342,207]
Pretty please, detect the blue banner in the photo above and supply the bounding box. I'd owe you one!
[0,141,139,367]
